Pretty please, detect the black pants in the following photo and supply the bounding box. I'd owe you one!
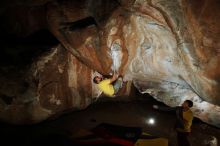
[177,131,191,146]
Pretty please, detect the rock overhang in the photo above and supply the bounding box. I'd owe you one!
[0,0,219,128]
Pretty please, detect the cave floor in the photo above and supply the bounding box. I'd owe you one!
[0,95,219,146]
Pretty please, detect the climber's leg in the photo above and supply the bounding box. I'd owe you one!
[113,77,123,94]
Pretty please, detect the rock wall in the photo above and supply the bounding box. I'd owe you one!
[0,0,220,127]
[47,0,220,127]
[0,45,99,124]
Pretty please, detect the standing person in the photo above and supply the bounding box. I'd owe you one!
[93,73,123,97]
[153,100,194,146]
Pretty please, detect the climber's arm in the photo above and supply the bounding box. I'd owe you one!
[110,73,118,83]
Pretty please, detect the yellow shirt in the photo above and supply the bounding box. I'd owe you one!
[177,109,193,132]
[98,79,114,96]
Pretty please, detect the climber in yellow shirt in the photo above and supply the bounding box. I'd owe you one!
[93,73,123,97]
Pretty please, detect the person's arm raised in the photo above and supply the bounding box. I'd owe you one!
[110,73,118,83]
[153,104,176,112]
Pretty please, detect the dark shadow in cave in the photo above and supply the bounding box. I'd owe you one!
[0,29,59,68]
[0,29,59,107]
[0,94,14,105]
[60,16,97,32]
[0,93,219,146]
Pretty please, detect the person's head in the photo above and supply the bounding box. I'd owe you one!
[93,76,102,84]
[182,100,193,108]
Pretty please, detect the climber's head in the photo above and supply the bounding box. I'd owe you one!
[93,76,102,84]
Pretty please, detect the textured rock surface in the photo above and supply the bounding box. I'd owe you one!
[0,45,99,124]
[122,0,220,127]
[0,0,220,128]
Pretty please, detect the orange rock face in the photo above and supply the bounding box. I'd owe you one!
[46,0,220,127]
